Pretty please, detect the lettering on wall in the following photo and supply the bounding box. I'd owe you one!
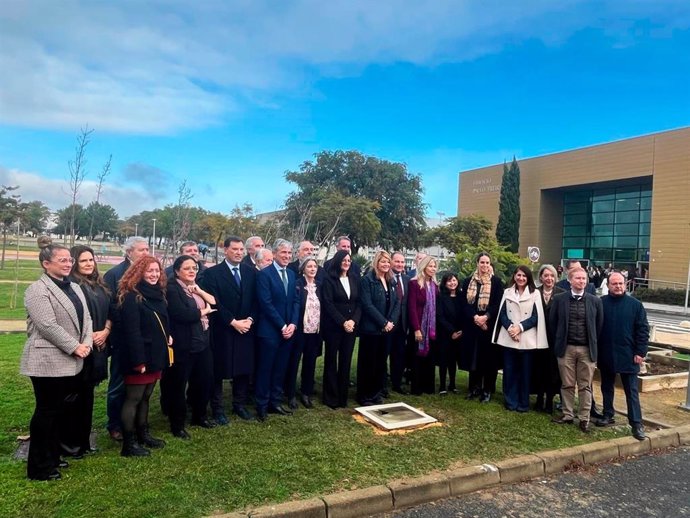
[471,177,501,194]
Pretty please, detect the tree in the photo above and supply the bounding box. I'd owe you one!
[66,126,93,247]
[84,202,118,239]
[495,157,521,253]
[87,154,112,244]
[19,200,51,235]
[0,185,21,269]
[425,214,494,252]
[284,150,427,255]
[54,204,90,239]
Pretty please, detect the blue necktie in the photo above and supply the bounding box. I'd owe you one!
[232,267,241,287]
[280,268,288,294]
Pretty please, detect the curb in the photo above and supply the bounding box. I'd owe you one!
[214,423,690,518]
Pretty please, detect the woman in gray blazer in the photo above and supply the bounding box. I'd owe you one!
[21,239,92,481]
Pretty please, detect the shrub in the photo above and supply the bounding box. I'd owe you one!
[632,287,686,306]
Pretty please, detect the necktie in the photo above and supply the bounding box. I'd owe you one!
[395,274,403,301]
[232,267,241,287]
[280,268,288,294]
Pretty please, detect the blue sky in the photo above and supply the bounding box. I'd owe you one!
[1,1,689,219]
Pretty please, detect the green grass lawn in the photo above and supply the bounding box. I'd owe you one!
[0,334,626,518]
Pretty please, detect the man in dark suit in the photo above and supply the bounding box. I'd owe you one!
[103,236,149,441]
[201,236,257,424]
[389,251,411,394]
[254,239,300,421]
[164,241,207,283]
[323,235,361,277]
[288,240,324,281]
[596,272,649,440]
[549,267,604,433]
[241,236,265,269]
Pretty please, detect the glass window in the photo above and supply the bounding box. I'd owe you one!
[591,236,613,248]
[592,213,614,225]
[563,237,588,248]
[616,186,640,198]
[639,210,651,223]
[564,191,590,203]
[591,248,613,261]
[564,248,585,259]
[563,213,588,226]
[592,200,615,213]
[563,225,588,237]
[614,249,637,261]
[639,223,650,235]
[640,197,652,210]
[592,189,615,201]
[638,249,650,261]
[640,186,652,197]
[564,202,588,214]
[591,225,613,236]
[614,236,638,248]
[615,211,639,224]
[638,236,650,248]
[616,198,641,211]
[614,223,638,236]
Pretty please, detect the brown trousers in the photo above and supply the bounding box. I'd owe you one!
[557,345,595,422]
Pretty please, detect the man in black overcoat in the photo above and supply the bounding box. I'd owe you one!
[201,236,257,424]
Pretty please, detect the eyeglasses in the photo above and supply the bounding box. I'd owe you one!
[52,257,75,265]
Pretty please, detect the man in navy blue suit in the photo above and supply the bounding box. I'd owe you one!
[254,239,300,421]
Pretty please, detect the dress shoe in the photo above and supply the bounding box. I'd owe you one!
[32,469,61,481]
[211,413,229,426]
[233,406,256,421]
[590,407,604,420]
[579,420,591,433]
[300,394,313,409]
[595,416,616,427]
[439,390,448,396]
[479,392,491,403]
[552,416,574,425]
[373,395,384,405]
[256,409,267,422]
[172,429,191,440]
[465,388,480,400]
[449,387,459,394]
[632,424,646,441]
[268,405,293,416]
[58,459,69,469]
[288,397,299,411]
[109,429,123,441]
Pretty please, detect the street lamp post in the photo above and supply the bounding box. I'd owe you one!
[135,222,139,236]
[151,219,157,257]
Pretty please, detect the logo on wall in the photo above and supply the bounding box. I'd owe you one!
[528,246,541,263]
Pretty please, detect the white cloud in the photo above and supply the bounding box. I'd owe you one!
[2,0,687,134]
[0,165,160,218]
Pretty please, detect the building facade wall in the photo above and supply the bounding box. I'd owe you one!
[457,127,690,284]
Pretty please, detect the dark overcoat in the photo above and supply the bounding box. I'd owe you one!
[201,261,257,378]
[458,275,503,371]
[598,294,649,373]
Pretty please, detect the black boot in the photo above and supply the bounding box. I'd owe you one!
[137,425,166,449]
[121,432,151,457]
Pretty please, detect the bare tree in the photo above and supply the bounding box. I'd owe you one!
[162,180,194,265]
[0,185,21,270]
[87,154,112,245]
[67,126,94,246]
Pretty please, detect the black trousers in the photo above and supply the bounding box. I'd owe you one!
[211,374,251,414]
[59,371,95,456]
[411,348,436,395]
[322,331,356,408]
[357,334,389,404]
[28,376,77,480]
[161,347,213,431]
[389,325,409,390]
[285,332,322,398]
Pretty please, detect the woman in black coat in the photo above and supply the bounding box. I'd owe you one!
[357,251,400,406]
[533,264,565,413]
[59,245,112,458]
[117,256,172,457]
[163,255,217,439]
[320,250,361,409]
[459,252,504,403]
[286,257,323,409]
[436,272,463,394]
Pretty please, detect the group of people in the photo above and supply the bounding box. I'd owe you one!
[20,235,649,482]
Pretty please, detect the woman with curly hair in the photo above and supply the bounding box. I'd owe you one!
[117,255,172,457]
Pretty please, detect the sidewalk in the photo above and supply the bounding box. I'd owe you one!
[643,301,690,316]
[0,320,26,333]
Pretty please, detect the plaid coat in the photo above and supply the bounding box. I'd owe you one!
[20,274,93,377]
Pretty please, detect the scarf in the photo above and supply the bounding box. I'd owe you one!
[418,281,437,357]
[466,268,493,312]
[177,279,209,331]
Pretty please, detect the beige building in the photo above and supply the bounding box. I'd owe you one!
[457,127,690,285]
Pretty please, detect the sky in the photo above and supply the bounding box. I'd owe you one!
[1,0,689,220]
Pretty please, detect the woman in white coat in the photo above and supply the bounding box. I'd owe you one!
[493,265,547,412]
